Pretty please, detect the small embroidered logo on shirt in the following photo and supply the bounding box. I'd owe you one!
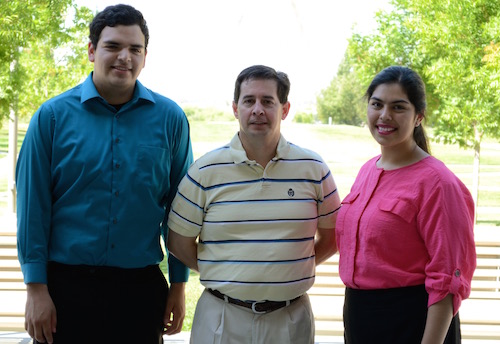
[288,188,295,197]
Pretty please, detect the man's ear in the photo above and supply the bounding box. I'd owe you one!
[88,42,96,63]
[232,101,239,119]
[281,101,291,120]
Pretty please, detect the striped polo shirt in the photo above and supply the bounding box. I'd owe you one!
[167,133,341,301]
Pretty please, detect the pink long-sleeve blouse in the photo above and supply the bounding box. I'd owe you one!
[336,155,476,314]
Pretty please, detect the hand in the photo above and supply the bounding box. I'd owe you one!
[25,284,57,344]
[163,282,186,335]
[421,294,453,344]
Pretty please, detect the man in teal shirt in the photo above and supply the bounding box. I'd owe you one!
[16,4,192,343]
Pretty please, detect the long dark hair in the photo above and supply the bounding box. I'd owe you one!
[365,66,430,154]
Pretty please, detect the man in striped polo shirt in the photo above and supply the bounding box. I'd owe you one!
[167,65,341,343]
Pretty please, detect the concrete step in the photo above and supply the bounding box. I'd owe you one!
[0,255,18,261]
[0,271,23,280]
[0,249,18,257]
[0,244,16,250]
[0,282,24,291]
[0,260,20,272]
[0,232,16,237]
[0,320,25,333]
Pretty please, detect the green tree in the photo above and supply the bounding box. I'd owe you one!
[316,56,366,126]
[292,111,315,124]
[1,0,93,213]
[344,0,500,221]
[0,0,93,124]
[408,0,499,221]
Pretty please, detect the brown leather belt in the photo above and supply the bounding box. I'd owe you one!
[207,288,301,314]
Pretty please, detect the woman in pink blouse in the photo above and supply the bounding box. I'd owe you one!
[336,66,476,343]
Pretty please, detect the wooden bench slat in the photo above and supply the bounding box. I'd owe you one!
[1,236,499,341]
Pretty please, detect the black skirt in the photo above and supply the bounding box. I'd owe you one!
[343,285,461,344]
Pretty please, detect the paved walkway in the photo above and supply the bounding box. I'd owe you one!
[0,332,343,344]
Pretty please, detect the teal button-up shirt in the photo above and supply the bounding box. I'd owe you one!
[16,73,192,284]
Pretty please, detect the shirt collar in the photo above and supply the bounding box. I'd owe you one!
[80,72,155,105]
[229,132,290,164]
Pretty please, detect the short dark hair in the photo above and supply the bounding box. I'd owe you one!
[89,4,149,49]
[233,65,290,104]
[365,66,430,154]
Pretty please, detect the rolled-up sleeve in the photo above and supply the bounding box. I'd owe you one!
[419,180,476,315]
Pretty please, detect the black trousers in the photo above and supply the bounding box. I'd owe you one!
[343,285,461,344]
[36,262,168,344]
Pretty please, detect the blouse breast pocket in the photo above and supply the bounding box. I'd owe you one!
[341,192,360,206]
[377,198,417,224]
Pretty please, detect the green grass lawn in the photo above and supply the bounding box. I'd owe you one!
[189,121,500,224]
[1,119,499,331]
[0,126,26,153]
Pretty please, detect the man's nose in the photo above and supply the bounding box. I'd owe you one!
[117,48,131,62]
[252,101,264,115]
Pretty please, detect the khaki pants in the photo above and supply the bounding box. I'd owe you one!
[189,289,314,344]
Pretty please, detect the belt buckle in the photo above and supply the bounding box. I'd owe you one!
[251,300,267,314]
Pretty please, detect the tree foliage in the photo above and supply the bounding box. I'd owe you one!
[330,0,500,221]
[316,55,366,125]
[292,111,315,124]
[344,0,499,147]
[410,0,500,148]
[0,1,94,124]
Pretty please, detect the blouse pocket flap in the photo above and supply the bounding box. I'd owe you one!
[341,192,360,205]
[378,198,417,223]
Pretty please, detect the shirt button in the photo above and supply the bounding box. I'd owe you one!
[114,191,119,197]
[115,138,120,143]
[115,163,120,169]
[454,269,461,277]
[112,218,117,224]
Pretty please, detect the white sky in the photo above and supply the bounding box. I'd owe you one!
[75,0,390,113]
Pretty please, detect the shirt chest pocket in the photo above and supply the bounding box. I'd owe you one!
[135,145,171,190]
[377,198,417,224]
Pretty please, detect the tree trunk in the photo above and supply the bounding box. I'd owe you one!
[471,124,482,224]
[472,142,480,224]
[7,56,19,215]
[7,111,18,214]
